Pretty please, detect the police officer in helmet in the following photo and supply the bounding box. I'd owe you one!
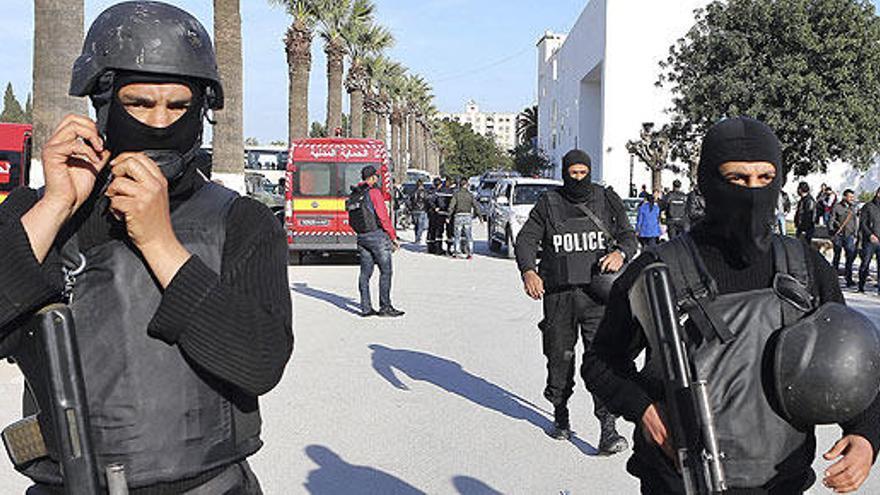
[0,2,292,493]
[583,117,880,494]
[515,149,637,454]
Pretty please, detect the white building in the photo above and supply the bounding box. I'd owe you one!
[537,0,707,195]
[438,101,518,152]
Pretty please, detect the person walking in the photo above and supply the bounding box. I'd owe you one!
[795,181,817,243]
[349,166,404,317]
[447,177,479,258]
[858,187,880,294]
[514,149,637,454]
[442,179,458,255]
[636,192,662,248]
[583,117,880,494]
[409,179,429,245]
[0,3,293,492]
[661,179,688,239]
[776,189,791,234]
[830,189,858,287]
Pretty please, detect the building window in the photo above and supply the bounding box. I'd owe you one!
[552,59,558,81]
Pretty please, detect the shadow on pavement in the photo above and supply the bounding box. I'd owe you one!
[451,475,503,495]
[290,282,361,315]
[368,344,598,456]
[303,445,425,494]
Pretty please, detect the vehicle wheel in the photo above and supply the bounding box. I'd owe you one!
[506,228,516,259]
[289,251,303,265]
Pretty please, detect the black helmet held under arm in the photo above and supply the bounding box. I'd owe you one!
[773,303,880,426]
[69,1,223,109]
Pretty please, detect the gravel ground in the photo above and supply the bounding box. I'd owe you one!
[1,224,879,494]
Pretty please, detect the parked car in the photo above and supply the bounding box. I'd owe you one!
[488,177,562,258]
[475,170,521,219]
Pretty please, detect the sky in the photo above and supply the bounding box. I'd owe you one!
[1,0,584,144]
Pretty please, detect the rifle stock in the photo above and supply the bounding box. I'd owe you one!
[629,263,726,495]
[2,304,100,494]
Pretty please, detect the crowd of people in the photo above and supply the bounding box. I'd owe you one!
[403,177,480,259]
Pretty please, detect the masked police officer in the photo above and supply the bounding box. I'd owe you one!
[0,2,292,493]
[583,117,880,494]
[515,149,637,454]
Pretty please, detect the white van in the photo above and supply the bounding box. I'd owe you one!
[488,177,562,258]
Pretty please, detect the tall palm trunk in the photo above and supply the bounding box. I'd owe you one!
[363,107,376,138]
[213,0,244,187]
[325,39,345,134]
[285,20,312,142]
[346,63,366,138]
[390,106,403,182]
[32,0,85,158]
[406,113,416,169]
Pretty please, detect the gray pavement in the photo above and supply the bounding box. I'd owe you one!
[1,225,880,493]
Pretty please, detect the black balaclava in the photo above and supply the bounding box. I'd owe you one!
[560,149,592,203]
[104,71,206,182]
[696,117,783,264]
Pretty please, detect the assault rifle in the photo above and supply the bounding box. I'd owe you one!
[1,304,101,494]
[629,263,726,495]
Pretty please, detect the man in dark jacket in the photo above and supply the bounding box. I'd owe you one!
[858,187,880,294]
[830,189,858,286]
[661,179,688,239]
[447,177,479,258]
[515,149,637,454]
[426,177,446,255]
[0,3,292,492]
[685,185,705,226]
[795,181,817,242]
[409,179,429,245]
[353,166,403,317]
[583,117,879,494]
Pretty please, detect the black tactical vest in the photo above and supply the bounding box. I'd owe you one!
[540,189,611,288]
[22,183,263,489]
[644,234,814,487]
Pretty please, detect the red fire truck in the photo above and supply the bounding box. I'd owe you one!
[0,123,32,204]
[284,138,391,263]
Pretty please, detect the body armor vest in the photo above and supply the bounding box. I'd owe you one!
[643,234,814,487]
[540,190,610,288]
[22,183,263,489]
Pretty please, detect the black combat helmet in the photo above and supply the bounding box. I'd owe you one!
[773,303,880,426]
[69,1,223,110]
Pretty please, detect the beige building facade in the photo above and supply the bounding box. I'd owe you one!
[439,100,518,152]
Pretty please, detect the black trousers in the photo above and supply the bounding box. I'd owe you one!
[666,221,687,240]
[426,213,446,254]
[540,287,612,420]
[27,461,262,495]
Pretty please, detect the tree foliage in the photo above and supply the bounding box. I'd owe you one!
[1,83,26,123]
[515,105,538,146]
[435,119,512,178]
[510,143,551,177]
[660,0,880,176]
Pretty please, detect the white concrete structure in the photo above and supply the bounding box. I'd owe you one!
[438,101,518,152]
[537,0,707,196]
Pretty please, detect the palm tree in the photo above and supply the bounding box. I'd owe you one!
[270,0,317,142]
[213,0,244,185]
[315,0,374,135]
[402,74,431,169]
[343,22,393,137]
[516,105,538,146]
[363,55,403,143]
[385,71,409,182]
[33,0,86,157]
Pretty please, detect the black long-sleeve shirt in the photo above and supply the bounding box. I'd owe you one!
[582,227,880,490]
[859,199,880,241]
[515,185,638,275]
[0,174,293,398]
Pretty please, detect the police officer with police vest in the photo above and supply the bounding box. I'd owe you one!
[515,149,637,454]
[583,117,880,494]
[0,2,292,493]
[661,179,688,239]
